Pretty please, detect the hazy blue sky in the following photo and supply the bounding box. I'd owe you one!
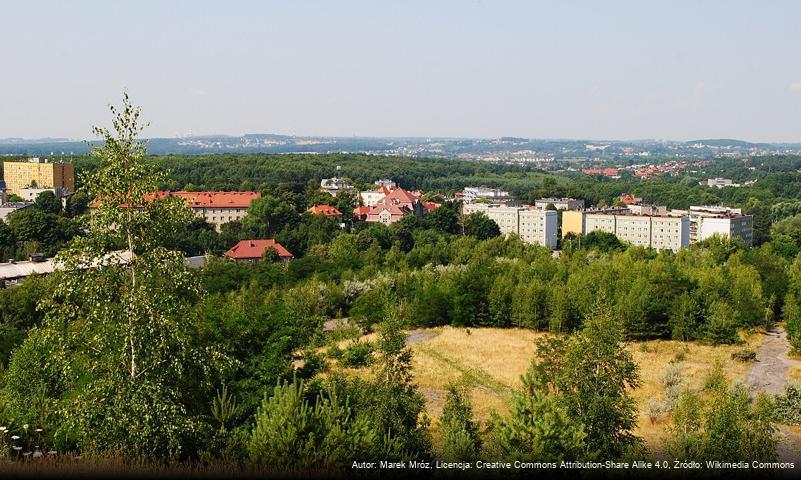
[2,1,800,141]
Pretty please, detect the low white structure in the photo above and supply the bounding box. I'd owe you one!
[320,177,354,196]
[533,198,584,211]
[0,202,34,222]
[462,186,512,203]
[19,187,62,201]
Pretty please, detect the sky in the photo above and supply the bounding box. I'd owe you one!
[1,0,800,142]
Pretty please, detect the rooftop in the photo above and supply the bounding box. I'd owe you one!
[224,239,293,260]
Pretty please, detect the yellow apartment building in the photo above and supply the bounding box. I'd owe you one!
[3,158,74,196]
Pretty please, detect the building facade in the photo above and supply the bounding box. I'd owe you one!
[149,191,261,232]
[462,203,558,248]
[669,206,753,246]
[461,186,513,203]
[3,158,74,196]
[533,198,585,210]
[565,210,690,252]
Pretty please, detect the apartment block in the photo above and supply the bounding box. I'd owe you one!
[669,206,753,246]
[564,210,689,252]
[462,203,557,248]
[519,209,558,248]
[3,158,74,196]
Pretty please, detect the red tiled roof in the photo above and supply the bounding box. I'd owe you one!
[151,191,260,208]
[377,187,418,206]
[353,205,372,215]
[308,204,342,217]
[423,202,441,212]
[224,239,293,260]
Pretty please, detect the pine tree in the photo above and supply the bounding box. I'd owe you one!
[440,384,482,461]
[490,369,586,461]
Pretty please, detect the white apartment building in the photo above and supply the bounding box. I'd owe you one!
[359,190,386,207]
[462,203,557,248]
[461,186,512,203]
[519,209,558,248]
[615,215,652,248]
[533,198,585,210]
[669,206,753,246]
[579,212,690,252]
[651,216,690,251]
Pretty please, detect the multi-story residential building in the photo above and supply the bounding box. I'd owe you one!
[462,203,558,248]
[703,178,740,188]
[651,216,690,251]
[519,209,558,248]
[563,210,689,252]
[627,204,667,216]
[669,206,753,246]
[148,191,261,232]
[461,186,513,204]
[615,215,652,248]
[533,198,585,210]
[3,158,74,197]
[463,203,521,235]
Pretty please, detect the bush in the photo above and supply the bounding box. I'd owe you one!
[340,341,374,368]
[646,399,669,424]
[702,362,728,392]
[774,384,801,425]
[731,349,757,362]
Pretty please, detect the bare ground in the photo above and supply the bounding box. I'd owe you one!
[744,327,801,463]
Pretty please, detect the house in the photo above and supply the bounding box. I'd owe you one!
[308,204,343,218]
[619,194,642,206]
[353,205,372,221]
[320,177,354,196]
[364,187,424,224]
[224,239,294,265]
[93,191,261,232]
[365,204,410,225]
[422,202,441,213]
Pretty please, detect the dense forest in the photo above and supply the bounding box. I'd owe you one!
[2,99,801,472]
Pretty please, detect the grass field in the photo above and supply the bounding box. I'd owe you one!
[331,325,767,458]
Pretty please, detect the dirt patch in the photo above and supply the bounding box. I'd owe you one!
[744,328,801,395]
[407,330,438,345]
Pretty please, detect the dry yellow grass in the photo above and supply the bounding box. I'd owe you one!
[628,331,763,457]
[404,327,764,457]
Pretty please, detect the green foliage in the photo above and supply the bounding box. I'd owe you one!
[666,386,777,462]
[463,212,500,240]
[439,384,481,461]
[248,379,380,472]
[489,369,586,462]
[704,302,739,344]
[33,190,62,215]
[340,340,374,368]
[530,301,641,459]
[773,384,801,425]
[1,95,228,458]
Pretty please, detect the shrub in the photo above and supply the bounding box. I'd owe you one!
[340,341,374,368]
[774,384,801,425]
[702,362,728,392]
[731,349,757,362]
[661,364,683,391]
[646,399,669,424]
